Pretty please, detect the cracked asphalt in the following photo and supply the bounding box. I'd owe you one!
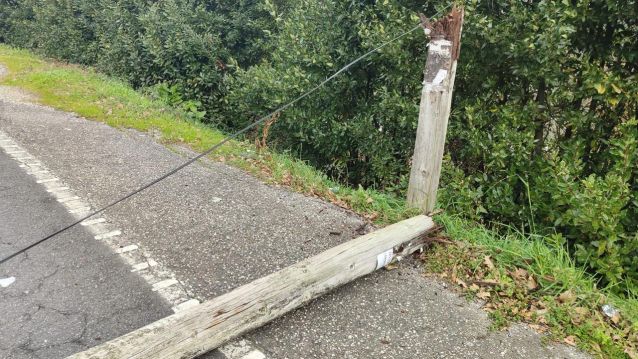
[0,92,589,358]
[0,151,172,358]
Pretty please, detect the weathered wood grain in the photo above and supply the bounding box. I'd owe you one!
[407,7,464,212]
[68,215,435,359]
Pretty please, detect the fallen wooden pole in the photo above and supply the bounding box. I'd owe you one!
[68,215,435,359]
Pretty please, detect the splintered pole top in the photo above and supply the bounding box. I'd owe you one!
[419,6,464,61]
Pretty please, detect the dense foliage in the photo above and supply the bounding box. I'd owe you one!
[0,0,636,293]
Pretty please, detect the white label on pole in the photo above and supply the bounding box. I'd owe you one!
[376,249,394,270]
[432,69,448,85]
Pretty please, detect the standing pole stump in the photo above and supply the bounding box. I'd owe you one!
[407,7,464,213]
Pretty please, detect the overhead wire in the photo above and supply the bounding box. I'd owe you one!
[0,5,451,266]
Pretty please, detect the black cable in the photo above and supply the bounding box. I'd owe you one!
[0,7,449,266]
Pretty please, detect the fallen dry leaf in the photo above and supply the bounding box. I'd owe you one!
[590,342,602,353]
[571,307,589,325]
[511,268,528,281]
[536,315,548,325]
[477,291,491,300]
[364,212,379,221]
[483,256,495,271]
[625,348,638,359]
[281,172,292,185]
[558,290,576,304]
[528,323,548,334]
[574,307,588,316]
[469,283,480,292]
[455,278,468,289]
[523,309,533,320]
[563,335,577,346]
[611,313,621,325]
[474,279,499,287]
[385,263,399,271]
[535,308,548,316]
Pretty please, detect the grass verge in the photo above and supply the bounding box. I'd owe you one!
[425,214,638,358]
[0,44,635,358]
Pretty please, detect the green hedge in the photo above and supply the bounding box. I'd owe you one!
[1,0,636,293]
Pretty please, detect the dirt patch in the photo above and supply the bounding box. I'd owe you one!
[0,64,38,104]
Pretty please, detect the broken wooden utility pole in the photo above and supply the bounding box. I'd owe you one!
[407,7,464,213]
[68,215,435,359]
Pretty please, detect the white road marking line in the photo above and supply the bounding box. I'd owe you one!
[19,164,44,169]
[0,130,264,358]
[0,277,16,288]
[33,173,54,179]
[94,230,121,240]
[131,260,158,272]
[171,299,200,313]
[69,206,91,214]
[57,196,81,203]
[115,245,138,254]
[81,218,106,226]
[152,279,179,291]
[48,187,70,193]
[20,161,41,166]
[220,341,267,359]
[36,178,59,184]
[65,201,89,210]
[242,351,267,359]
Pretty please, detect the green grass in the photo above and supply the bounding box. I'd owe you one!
[0,44,636,358]
[425,213,638,358]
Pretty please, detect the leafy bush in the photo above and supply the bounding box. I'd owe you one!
[225,0,424,187]
[442,1,638,291]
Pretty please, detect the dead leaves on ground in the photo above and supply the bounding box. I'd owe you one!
[557,290,576,304]
[483,255,495,270]
[423,245,549,331]
[564,335,577,346]
[421,243,637,357]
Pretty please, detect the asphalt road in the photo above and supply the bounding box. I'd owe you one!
[0,150,172,358]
